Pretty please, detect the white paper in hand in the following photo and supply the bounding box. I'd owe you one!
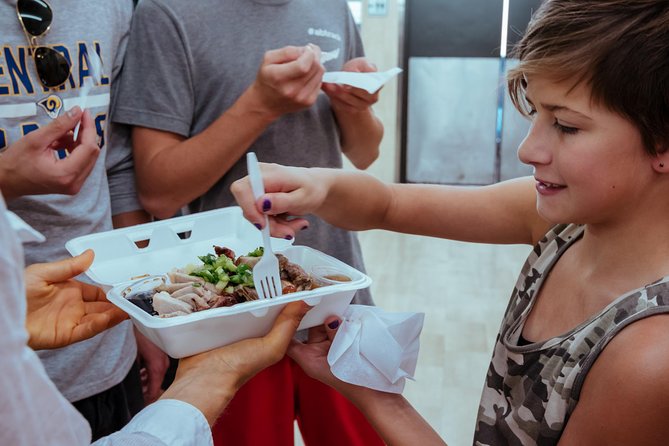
[322,67,403,94]
[327,304,424,394]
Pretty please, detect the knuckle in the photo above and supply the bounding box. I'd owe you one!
[230,179,242,194]
[296,61,311,76]
[281,85,297,99]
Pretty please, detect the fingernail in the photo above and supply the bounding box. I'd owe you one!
[284,235,293,240]
[328,320,340,330]
[262,199,272,212]
[301,225,309,231]
[254,223,262,230]
[67,106,81,117]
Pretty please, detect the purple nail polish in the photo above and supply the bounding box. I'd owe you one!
[254,223,262,230]
[284,235,293,240]
[262,199,271,212]
[328,320,340,330]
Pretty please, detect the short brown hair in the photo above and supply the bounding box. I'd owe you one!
[508,0,669,155]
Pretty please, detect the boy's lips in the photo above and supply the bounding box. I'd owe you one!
[535,178,566,194]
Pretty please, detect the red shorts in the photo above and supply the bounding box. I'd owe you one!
[212,356,384,446]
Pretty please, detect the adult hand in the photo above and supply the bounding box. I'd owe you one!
[247,45,325,120]
[24,250,128,350]
[136,329,169,404]
[230,163,329,238]
[161,301,311,425]
[287,316,358,393]
[322,57,380,114]
[290,318,447,446]
[0,106,100,201]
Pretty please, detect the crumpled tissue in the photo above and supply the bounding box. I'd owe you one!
[327,304,424,394]
[322,67,403,94]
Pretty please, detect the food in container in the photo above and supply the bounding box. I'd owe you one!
[65,207,371,357]
[125,245,334,318]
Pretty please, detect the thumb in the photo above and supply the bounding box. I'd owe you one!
[25,106,83,145]
[265,301,311,352]
[35,249,95,284]
[323,317,342,342]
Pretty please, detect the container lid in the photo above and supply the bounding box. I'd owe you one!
[66,206,293,287]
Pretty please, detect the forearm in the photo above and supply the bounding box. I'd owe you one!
[136,88,277,219]
[312,168,393,230]
[159,372,237,426]
[112,209,151,229]
[0,161,20,201]
[334,106,383,169]
[345,388,446,446]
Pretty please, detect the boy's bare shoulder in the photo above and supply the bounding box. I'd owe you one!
[559,314,669,445]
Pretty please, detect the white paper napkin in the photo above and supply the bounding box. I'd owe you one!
[327,304,424,394]
[322,67,403,94]
[6,210,45,244]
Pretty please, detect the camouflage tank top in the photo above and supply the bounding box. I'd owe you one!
[474,224,669,445]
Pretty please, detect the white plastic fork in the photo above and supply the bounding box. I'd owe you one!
[246,152,283,299]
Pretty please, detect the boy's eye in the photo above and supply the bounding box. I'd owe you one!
[553,119,579,135]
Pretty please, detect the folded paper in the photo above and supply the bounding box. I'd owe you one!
[322,67,403,94]
[327,304,424,394]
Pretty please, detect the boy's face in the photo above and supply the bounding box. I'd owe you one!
[517,75,651,226]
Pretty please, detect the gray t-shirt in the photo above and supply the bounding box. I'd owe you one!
[0,0,139,402]
[113,0,373,304]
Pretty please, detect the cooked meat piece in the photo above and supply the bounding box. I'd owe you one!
[153,291,193,316]
[281,258,313,289]
[168,271,204,284]
[202,282,220,295]
[237,286,259,302]
[171,285,201,298]
[281,280,297,294]
[277,254,289,270]
[236,256,260,268]
[200,288,220,305]
[210,293,238,308]
[155,282,192,293]
[214,245,236,260]
[174,292,209,311]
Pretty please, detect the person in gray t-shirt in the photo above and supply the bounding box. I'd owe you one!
[112,0,386,444]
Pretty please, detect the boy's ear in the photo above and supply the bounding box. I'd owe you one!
[653,148,669,173]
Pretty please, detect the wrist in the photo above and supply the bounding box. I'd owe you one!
[236,84,282,124]
[161,369,239,426]
[0,153,19,201]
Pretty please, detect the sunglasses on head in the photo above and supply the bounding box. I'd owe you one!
[16,0,71,89]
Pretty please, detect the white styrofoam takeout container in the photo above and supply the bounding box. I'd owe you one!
[65,207,371,358]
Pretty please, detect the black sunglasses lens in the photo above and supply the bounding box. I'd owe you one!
[34,47,70,88]
[17,0,52,37]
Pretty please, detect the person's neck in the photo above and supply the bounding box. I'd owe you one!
[577,207,669,291]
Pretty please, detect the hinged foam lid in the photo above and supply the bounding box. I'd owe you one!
[66,207,293,287]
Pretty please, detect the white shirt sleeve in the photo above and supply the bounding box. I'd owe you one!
[94,400,213,446]
[0,202,92,446]
[0,200,212,446]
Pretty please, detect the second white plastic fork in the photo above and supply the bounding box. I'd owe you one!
[246,152,282,299]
